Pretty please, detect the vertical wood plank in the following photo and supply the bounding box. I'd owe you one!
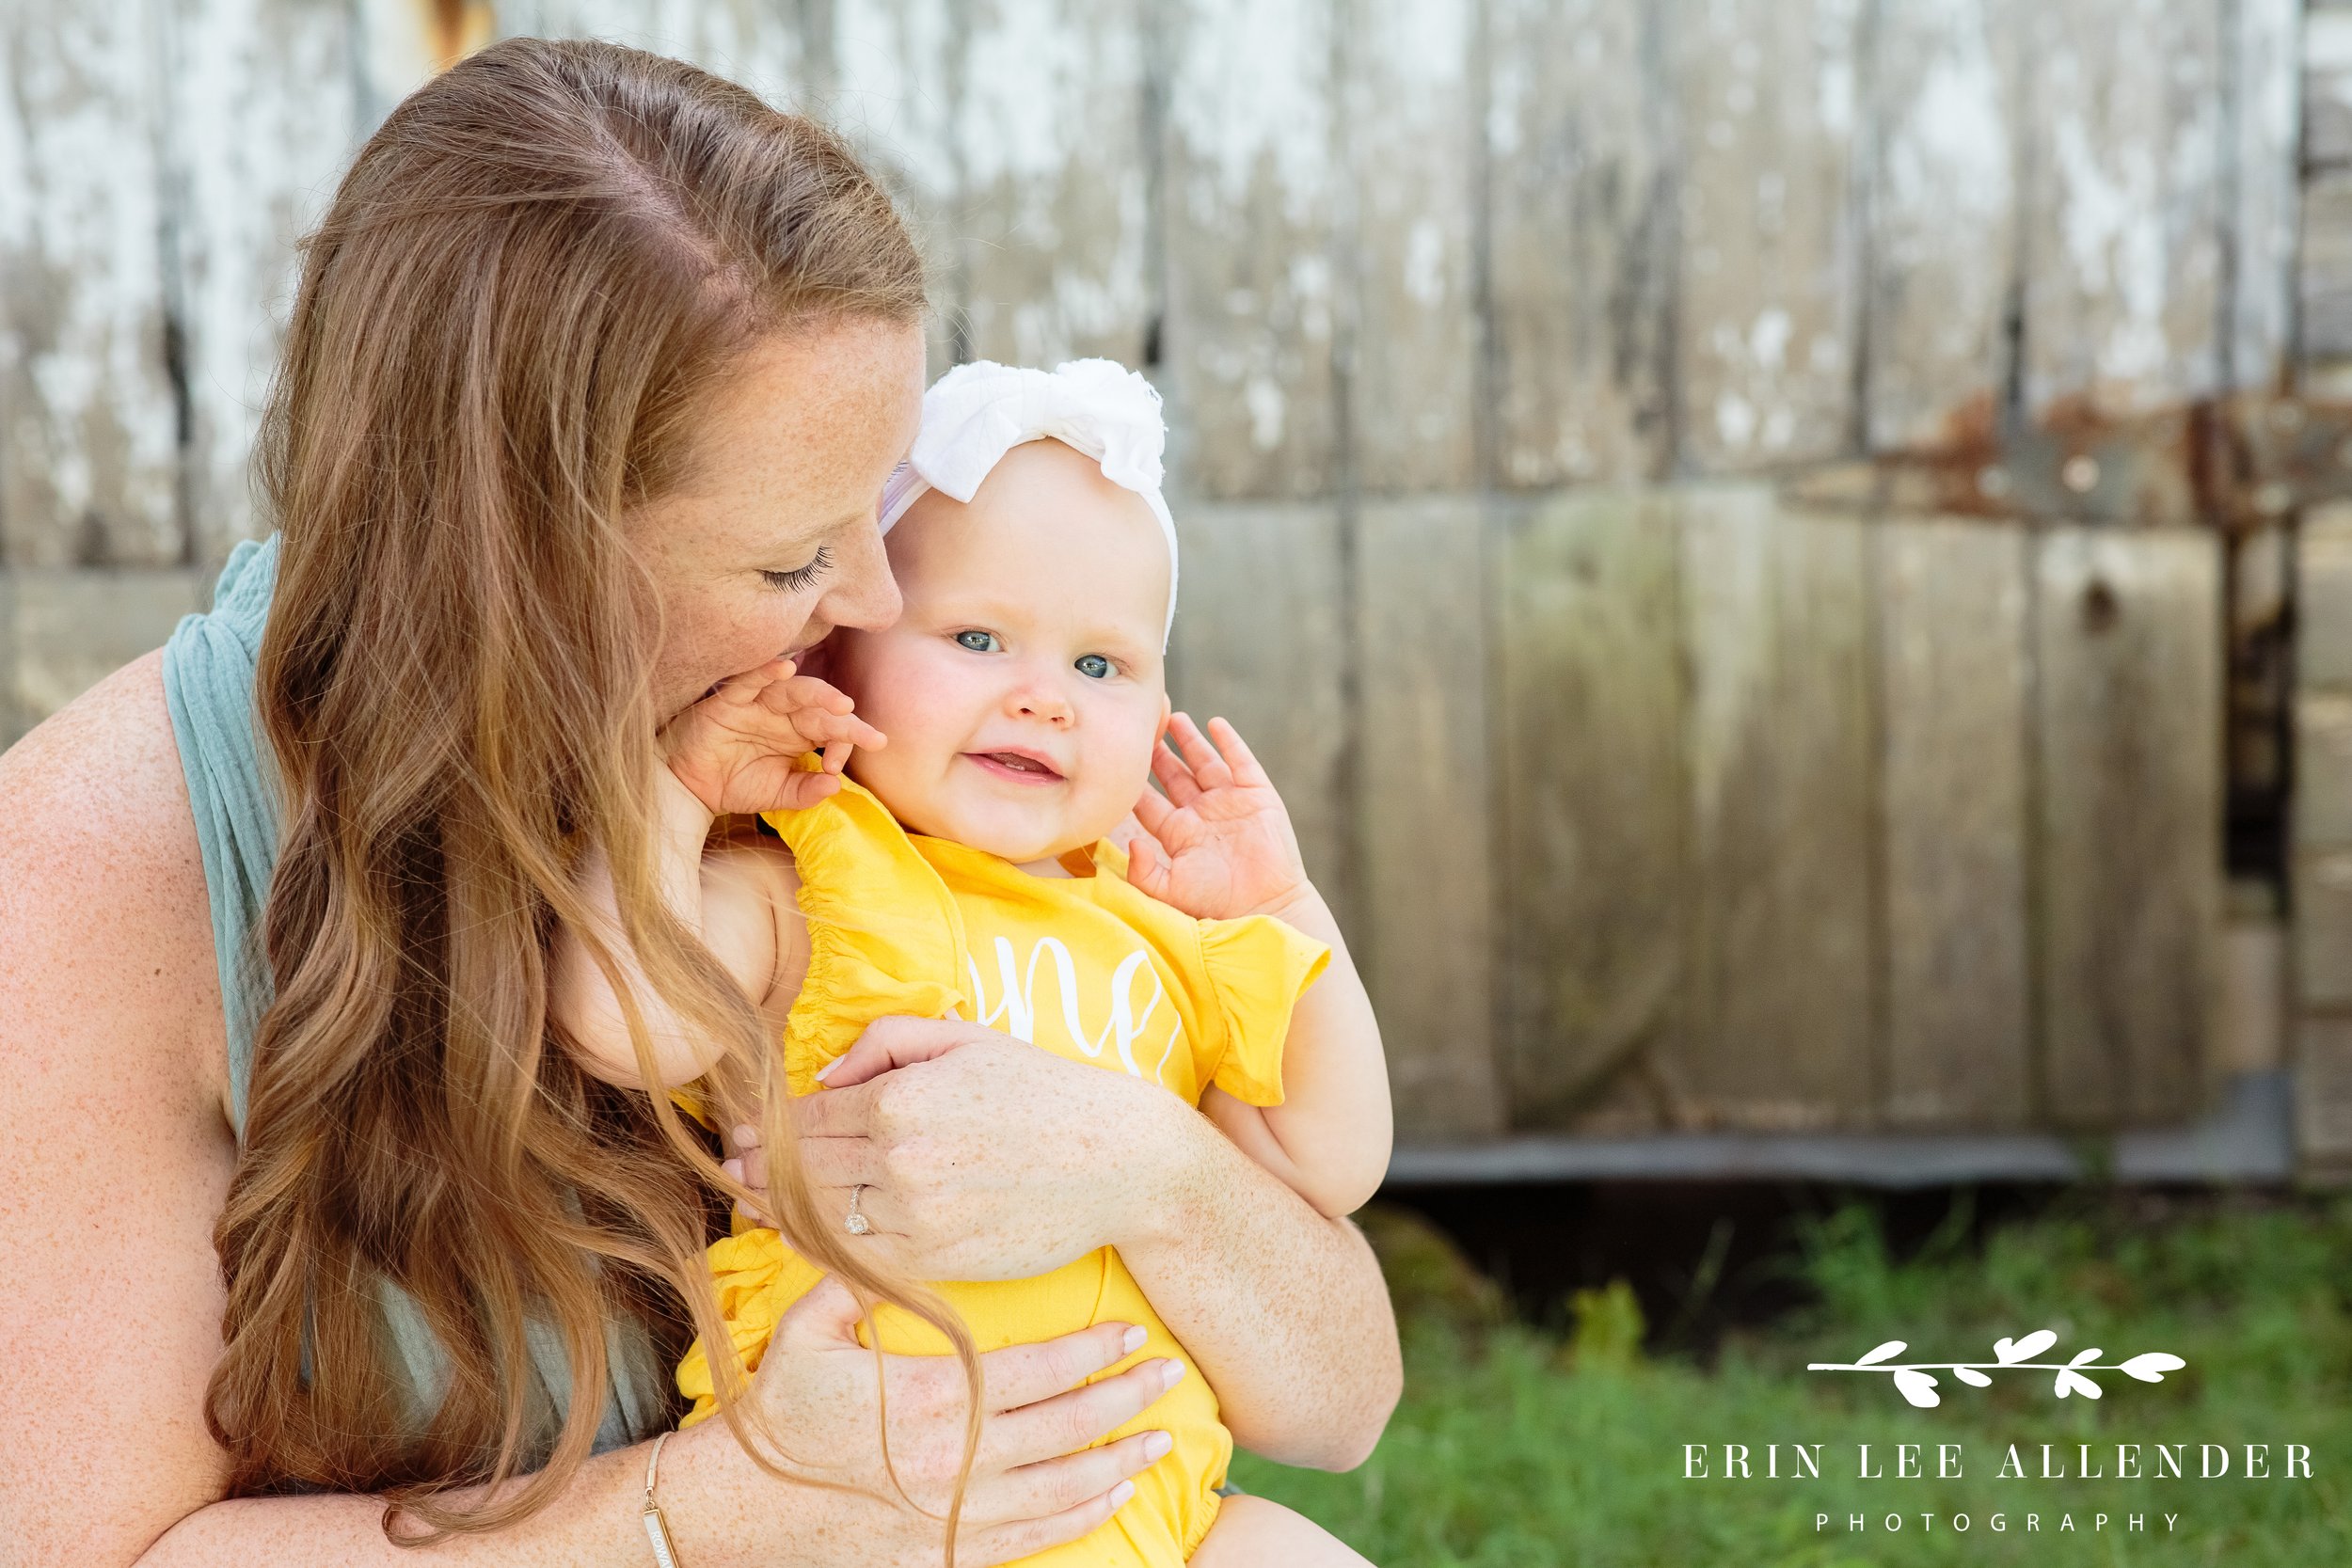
[167,0,359,560]
[2296,1017,2352,1169]
[1493,489,1686,1128]
[831,0,963,379]
[2309,7,2352,168]
[2034,526,2221,1126]
[1864,0,2021,451]
[954,0,1154,368]
[2300,169,2352,370]
[1163,500,1352,918]
[1675,0,1865,473]
[1876,517,2033,1126]
[1340,0,1477,493]
[1160,0,1339,498]
[2295,502,2352,1168]
[1351,495,1500,1140]
[0,5,183,566]
[2019,0,2225,419]
[1674,486,1874,1127]
[1483,0,1673,488]
[2226,0,2300,392]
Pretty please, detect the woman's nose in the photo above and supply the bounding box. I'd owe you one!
[819,520,902,633]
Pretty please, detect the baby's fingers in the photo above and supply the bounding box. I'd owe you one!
[1131,783,1176,841]
[764,674,886,750]
[1149,735,1203,808]
[720,1154,774,1227]
[795,705,888,753]
[766,673,854,715]
[1203,715,1271,787]
[772,769,845,812]
[1123,833,1170,900]
[1166,713,1234,790]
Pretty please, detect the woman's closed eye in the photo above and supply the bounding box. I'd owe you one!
[760,545,833,594]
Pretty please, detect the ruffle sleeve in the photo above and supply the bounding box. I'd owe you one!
[762,777,972,1098]
[1196,913,1330,1107]
[674,1227,823,1428]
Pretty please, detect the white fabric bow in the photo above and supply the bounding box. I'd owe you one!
[880,358,1178,645]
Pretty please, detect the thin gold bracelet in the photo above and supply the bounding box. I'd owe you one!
[641,1430,683,1568]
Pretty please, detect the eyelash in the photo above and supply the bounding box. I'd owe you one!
[760,546,832,594]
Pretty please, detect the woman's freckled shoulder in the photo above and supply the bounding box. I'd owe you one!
[0,650,229,1111]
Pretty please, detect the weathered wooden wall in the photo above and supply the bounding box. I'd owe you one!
[1,0,2303,1148]
[2295,1,2352,1178]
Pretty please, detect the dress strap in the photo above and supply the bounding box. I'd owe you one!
[162,533,282,1139]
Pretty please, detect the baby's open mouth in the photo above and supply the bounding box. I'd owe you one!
[968,750,1066,783]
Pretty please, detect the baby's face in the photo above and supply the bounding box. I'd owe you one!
[829,438,1171,865]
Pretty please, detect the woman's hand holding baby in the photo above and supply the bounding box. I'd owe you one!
[675,1275,1185,1568]
[739,1017,1210,1281]
[660,656,886,816]
[1124,713,1311,921]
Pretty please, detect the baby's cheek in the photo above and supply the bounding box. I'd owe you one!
[1087,697,1168,807]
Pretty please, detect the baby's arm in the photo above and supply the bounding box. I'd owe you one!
[1126,715,1392,1218]
[548,658,880,1090]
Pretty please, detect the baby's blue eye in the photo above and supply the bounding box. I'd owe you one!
[956,630,1000,653]
[1075,654,1113,680]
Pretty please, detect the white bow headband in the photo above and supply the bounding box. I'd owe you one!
[879,357,1179,647]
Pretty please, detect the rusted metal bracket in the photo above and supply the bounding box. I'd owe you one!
[1783,393,2352,531]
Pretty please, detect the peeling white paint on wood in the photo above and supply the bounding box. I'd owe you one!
[1677,0,1866,471]
[1161,0,1338,497]
[831,0,964,374]
[2304,8,2352,166]
[1486,0,1672,487]
[1167,0,1329,222]
[0,2,183,566]
[955,0,1153,367]
[2229,0,2299,390]
[167,0,358,560]
[506,1,805,110]
[1343,0,1476,492]
[1866,0,2017,450]
[2022,0,2224,418]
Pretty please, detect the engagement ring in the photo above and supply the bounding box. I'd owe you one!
[845,1183,871,1235]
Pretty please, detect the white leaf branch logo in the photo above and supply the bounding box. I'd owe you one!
[1808,1330,2186,1409]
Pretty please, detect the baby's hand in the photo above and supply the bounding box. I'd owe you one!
[1125,713,1310,920]
[721,1122,773,1228]
[660,658,886,816]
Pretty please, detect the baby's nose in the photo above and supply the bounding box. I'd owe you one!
[1013,684,1075,724]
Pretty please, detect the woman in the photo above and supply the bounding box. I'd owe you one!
[0,38,1399,1567]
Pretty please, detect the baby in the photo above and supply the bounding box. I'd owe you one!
[553,359,1391,1566]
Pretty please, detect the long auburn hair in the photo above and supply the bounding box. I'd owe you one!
[208,37,982,1549]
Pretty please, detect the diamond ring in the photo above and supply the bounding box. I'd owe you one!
[845,1183,871,1235]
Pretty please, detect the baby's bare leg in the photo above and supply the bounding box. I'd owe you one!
[1187,1494,1375,1566]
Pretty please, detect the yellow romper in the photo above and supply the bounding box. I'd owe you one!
[675,777,1329,1566]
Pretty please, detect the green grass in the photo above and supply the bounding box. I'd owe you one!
[1230,1192,2352,1565]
